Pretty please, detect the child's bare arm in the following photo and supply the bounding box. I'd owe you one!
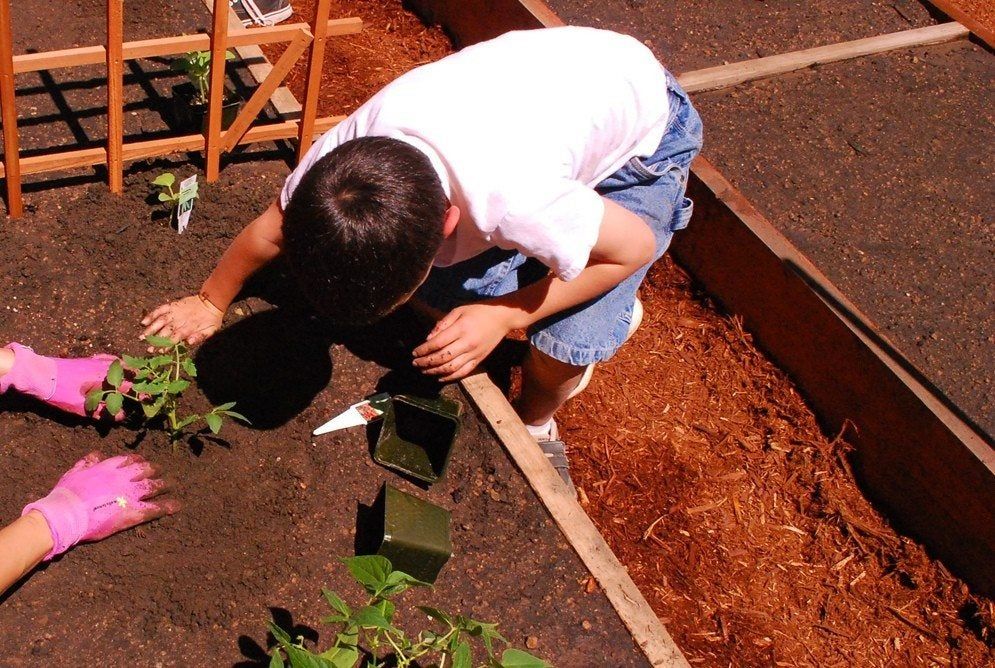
[413,198,655,380]
[141,200,284,346]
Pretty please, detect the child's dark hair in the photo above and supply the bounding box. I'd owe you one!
[282,136,448,325]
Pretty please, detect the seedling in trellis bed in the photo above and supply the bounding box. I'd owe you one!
[171,50,242,132]
[85,335,247,444]
[151,172,197,224]
[267,555,550,668]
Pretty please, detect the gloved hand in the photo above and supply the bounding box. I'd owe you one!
[0,343,129,419]
[21,452,179,559]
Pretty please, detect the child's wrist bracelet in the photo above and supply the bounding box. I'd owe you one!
[197,291,224,314]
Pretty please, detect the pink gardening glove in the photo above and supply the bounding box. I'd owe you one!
[21,452,179,560]
[0,342,129,419]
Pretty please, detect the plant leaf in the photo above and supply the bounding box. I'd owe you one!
[144,334,175,348]
[182,357,197,377]
[106,360,124,389]
[147,355,173,369]
[342,555,391,595]
[167,379,190,393]
[151,173,175,187]
[379,569,431,597]
[215,401,236,411]
[176,415,200,430]
[317,645,359,668]
[105,392,124,416]
[322,589,351,619]
[142,397,165,418]
[122,354,147,370]
[268,649,285,668]
[219,409,250,424]
[373,599,395,623]
[352,606,391,631]
[205,413,223,434]
[84,389,104,414]
[451,642,473,668]
[498,649,550,668]
[158,192,173,203]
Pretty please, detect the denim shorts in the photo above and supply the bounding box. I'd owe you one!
[415,73,704,366]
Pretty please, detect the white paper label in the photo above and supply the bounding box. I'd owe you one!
[176,174,199,234]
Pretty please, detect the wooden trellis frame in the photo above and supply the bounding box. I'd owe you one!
[0,0,362,218]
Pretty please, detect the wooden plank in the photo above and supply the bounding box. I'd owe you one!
[672,157,995,596]
[106,0,124,193]
[0,0,22,217]
[461,373,690,668]
[677,22,970,93]
[297,0,333,161]
[220,28,312,152]
[922,0,995,49]
[0,116,344,177]
[204,0,230,182]
[10,19,362,74]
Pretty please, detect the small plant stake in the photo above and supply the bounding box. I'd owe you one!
[267,555,551,668]
[85,335,247,444]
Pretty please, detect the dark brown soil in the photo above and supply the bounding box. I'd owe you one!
[0,158,646,666]
[693,40,995,437]
[545,0,939,73]
[561,255,994,666]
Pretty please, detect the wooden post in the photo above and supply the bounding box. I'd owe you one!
[205,0,229,182]
[297,0,333,161]
[106,0,124,193]
[0,0,23,217]
[220,29,312,152]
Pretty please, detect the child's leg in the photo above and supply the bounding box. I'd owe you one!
[515,347,586,428]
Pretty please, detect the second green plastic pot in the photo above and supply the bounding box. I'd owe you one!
[371,483,452,583]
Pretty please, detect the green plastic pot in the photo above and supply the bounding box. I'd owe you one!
[372,483,452,583]
[373,394,462,484]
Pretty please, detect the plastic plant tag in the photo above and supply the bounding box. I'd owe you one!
[313,392,390,436]
[175,174,198,234]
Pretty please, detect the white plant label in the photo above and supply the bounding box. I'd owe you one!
[176,174,199,234]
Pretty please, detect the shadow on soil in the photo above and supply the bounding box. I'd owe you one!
[234,607,319,667]
[195,307,333,430]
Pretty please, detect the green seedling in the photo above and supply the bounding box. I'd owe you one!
[151,172,192,214]
[173,49,236,105]
[85,335,247,443]
[268,555,550,668]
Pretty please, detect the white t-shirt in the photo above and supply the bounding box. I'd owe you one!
[281,26,670,281]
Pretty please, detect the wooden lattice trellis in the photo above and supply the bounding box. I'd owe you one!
[0,0,360,218]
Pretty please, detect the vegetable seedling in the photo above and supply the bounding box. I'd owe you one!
[172,50,236,106]
[85,335,247,444]
[268,555,551,668]
[151,172,198,217]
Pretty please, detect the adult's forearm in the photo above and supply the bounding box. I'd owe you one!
[199,201,284,311]
[0,511,53,594]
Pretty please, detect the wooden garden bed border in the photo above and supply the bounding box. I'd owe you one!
[395,2,995,664]
[0,0,362,217]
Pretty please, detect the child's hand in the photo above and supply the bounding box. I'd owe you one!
[22,452,179,559]
[141,294,223,348]
[412,304,519,381]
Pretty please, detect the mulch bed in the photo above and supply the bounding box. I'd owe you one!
[561,255,993,665]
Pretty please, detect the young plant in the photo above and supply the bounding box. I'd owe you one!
[173,50,236,105]
[85,335,247,443]
[151,172,184,214]
[268,555,550,668]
